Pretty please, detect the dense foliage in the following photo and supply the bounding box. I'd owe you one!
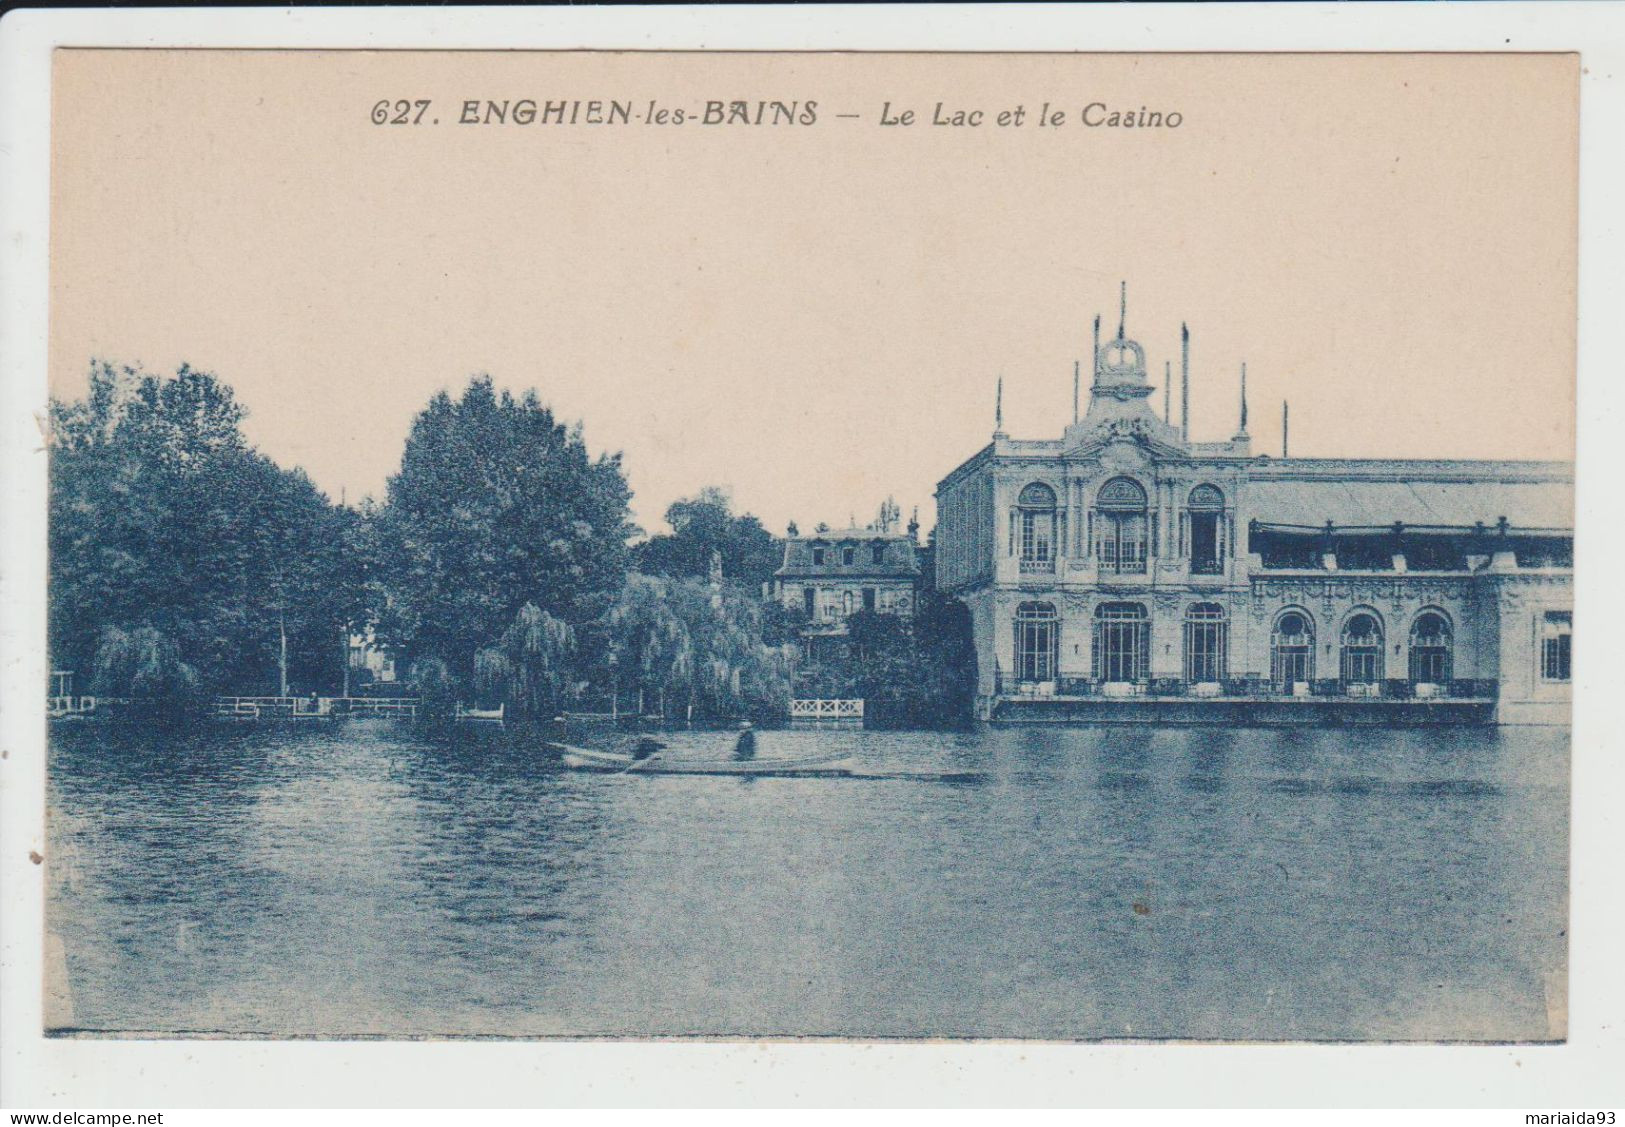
[374,376,636,678]
[802,593,977,728]
[50,362,367,699]
[472,602,578,719]
[50,365,974,727]
[634,486,780,593]
[601,573,796,723]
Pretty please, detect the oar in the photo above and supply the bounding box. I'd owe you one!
[619,751,660,774]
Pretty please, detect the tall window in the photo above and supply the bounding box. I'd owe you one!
[1188,484,1226,575]
[841,590,854,616]
[812,546,826,566]
[803,587,815,617]
[1271,609,1315,693]
[841,546,855,566]
[1015,601,1059,683]
[1541,611,1572,681]
[870,543,886,565]
[1017,483,1058,573]
[1093,602,1149,683]
[1408,611,1453,685]
[1095,478,1148,575]
[862,587,877,612]
[1340,611,1385,686]
[1183,602,1229,683]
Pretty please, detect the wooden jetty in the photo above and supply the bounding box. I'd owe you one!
[212,695,419,721]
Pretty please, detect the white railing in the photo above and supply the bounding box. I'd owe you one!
[347,697,419,718]
[213,695,419,719]
[47,695,96,717]
[790,698,864,720]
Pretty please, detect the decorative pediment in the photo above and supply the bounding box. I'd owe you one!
[1065,418,1189,461]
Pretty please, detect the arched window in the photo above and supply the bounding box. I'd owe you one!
[841,590,854,616]
[1408,611,1453,685]
[1271,609,1316,693]
[1014,601,1059,683]
[1093,602,1149,683]
[1187,484,1226,575]
[1340,610,1385,686]
[1095,477,1148,575]
[1016,483,1058,573]
[1183,602,1228,684]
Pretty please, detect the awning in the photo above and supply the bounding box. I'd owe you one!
[1245,478,1573,532]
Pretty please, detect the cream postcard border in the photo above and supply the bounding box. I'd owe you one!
[2,3,1621,1109]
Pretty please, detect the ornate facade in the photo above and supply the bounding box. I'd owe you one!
[934,302,1573,724]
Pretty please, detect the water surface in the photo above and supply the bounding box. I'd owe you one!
[46,722,1568,1040]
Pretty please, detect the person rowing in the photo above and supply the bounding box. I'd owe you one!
[733,720,757,761]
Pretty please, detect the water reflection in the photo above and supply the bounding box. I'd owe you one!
[47,721,1568,1040]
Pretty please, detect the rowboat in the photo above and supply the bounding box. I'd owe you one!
[555,743,852,776]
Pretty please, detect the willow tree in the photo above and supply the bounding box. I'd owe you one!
[90,625,199,703]
[603,574,794,723]
[472,602,577,717]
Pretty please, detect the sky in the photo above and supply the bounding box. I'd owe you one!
[49,50,1577,536]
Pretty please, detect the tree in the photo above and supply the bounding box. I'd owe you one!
[602,573,795,723]
[874,496,901,533]
[375,375,635,681]
[910,591,979,726]
[473,602,578,717]
[50,361,369,697]
[90,625,199,704]
[834,593,977,728]
[635,486,781,593]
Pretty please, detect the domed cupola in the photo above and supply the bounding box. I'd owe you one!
[1092,283,1155,404]
[1061,282,1188,452]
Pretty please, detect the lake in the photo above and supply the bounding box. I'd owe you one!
[45,721,1569,1040]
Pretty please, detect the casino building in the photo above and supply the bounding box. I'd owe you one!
[933,295,1574,725]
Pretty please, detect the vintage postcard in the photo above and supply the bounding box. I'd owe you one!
[37,46,1576,1043]
[8,9,1621,1106]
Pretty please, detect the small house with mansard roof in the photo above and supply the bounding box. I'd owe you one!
[771,522,924,632]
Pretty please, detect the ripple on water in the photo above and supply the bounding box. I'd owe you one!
[46,721,1569,1040]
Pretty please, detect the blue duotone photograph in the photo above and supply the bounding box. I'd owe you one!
[43,49,1573,1040]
